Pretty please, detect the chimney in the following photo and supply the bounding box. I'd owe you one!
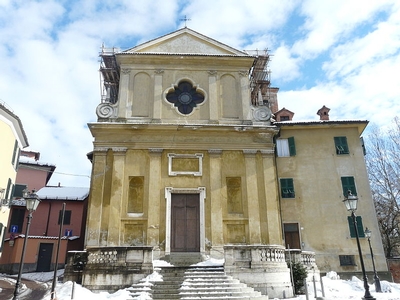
[317,105,330,121]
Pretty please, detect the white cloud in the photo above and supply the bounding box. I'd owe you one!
[270,44,301,82]
[292,0,396,58]
[182,0,297,49]
[323,5,400,78]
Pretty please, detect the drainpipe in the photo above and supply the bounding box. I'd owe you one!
[45,201,51,235]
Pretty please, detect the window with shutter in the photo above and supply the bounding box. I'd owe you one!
[276,138,296,157]
[341,176,357,196]
[58,210,72,225]
[334,136,349,155]
[347,216,365,238]
[280,178,295,198]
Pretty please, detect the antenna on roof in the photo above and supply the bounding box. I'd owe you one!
[180,15,191,27]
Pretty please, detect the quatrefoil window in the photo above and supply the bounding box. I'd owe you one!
[166,81,205,115]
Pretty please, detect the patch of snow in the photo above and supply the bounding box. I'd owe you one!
[325,270,340,280]
[152,259,173,267]
[140,271,163,282]
[191,257,224,266]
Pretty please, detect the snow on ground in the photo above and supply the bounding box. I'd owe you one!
[3,260,400,300]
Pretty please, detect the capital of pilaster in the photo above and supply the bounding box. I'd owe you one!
[208,70,217,76]
[155,69,164,74]
[208,149,222,156]
[239,70,249,77]
[149,148,163,155]
[121,68,131,75]
[243,149,257,156]
[93,147,127,153]
[260,149,275,157]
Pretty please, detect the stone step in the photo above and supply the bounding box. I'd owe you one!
[180,287,257,293]
[128,265,269,300]
[182,282,247,288]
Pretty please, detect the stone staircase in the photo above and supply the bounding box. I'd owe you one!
[128,266,269,300]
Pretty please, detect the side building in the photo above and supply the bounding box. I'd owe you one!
[0,150,89,274]
[0,102,28,257]
[275,112,389,280]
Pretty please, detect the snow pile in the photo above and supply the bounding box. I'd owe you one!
[325,270,340,280]
[5,265,400,300]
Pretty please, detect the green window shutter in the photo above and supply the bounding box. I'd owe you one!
[347,216,365,238]
[288,137,296,156]
[11,140,18,166]
[357,216,365,237]
[280,178,295,198]
[341,176,357,196]
[5,179,12,200]
[58,210,72,225]
[13,184,27,198]
[0,223,4,252]
[334,136,349,154]
[15,148,21,169]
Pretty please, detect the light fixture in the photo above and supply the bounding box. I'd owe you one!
[13,189,41,300]
[342,190,358,211]
[343,191,375,300]
[364,227,382,293]
[24,190,40,212]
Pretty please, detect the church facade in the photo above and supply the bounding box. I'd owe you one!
[74,28,388,298]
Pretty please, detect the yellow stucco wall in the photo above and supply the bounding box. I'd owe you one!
[0,113,25,256]
[277,124,387,273]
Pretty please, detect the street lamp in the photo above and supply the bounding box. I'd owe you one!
[342,190,376,300]
[364,227,382,293]
[12,190,41,300]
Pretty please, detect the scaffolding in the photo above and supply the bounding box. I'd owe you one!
[99,45,120,104]
[245,50,271,107]
[98,46,270,107]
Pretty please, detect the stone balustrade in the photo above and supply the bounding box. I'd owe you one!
[64,246,153,292]
[285,249,317,267]
[224,245,293,298]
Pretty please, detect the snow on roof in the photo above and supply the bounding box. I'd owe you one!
[19,155,55,167]
[37,186,89,201]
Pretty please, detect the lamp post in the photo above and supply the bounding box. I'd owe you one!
[342,190,376,300]
[364,227,382,293]
[12,190,41,300]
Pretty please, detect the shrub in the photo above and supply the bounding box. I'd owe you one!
[288,261,308,294]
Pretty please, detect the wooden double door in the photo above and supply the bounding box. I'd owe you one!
[171,194,200,252]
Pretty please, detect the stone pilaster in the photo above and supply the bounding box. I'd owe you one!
[147,148,163,249]
[85,151,107,247]
[239,71,251,120]
[118,68,131,118]
[243,149,261,244]
[153,70,164,121]
[107,149,126,245]
[261,149,283,244]
[208,149,224,257]
[208,70,219,122]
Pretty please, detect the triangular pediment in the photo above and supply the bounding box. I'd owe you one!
[124,28,248,56]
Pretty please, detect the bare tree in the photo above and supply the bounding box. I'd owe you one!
[365,117,400,258]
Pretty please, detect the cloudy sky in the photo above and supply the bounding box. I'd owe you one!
[1,0,399,188]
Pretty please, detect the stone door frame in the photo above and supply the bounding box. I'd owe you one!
[165,187,206,255]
